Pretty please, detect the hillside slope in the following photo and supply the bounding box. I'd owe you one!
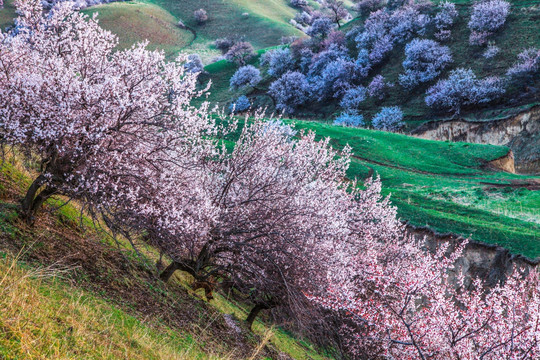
[204,0,540,127]
[292,121,540,258]
[0,156,332,360]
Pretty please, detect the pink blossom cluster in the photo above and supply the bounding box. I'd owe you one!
[1,2,539,358]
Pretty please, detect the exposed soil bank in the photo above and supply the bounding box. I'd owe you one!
[410,225,538,287]
[412,106,540,174]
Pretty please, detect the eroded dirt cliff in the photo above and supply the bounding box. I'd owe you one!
[413,106,540,174]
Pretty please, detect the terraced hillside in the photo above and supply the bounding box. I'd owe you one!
[292,121,540,258]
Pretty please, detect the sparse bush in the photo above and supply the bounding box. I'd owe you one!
[184,54,204,74]
[425,68,505,114]
[322,0,351,28]
[214,37,236,53]
[399,39,452,88]
[269,71,311,113]
[334,112,365,127]
[483,44,500,58]
[353,0,384,15]
[372,106,404,131]
[225,41,255,66]
[290,0,308,8]
[281,36,299,45]
[229,95,251,113]
[434,1,458,41]
[468,0,510,45]
[261,48,295,77]
[339,86,367,110]
[194,8,208,24]
[368,75,388,99]
[292,10,315,31]
[229,65,261,90]
[507,48,540,79]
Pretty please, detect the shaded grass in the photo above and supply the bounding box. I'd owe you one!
[0,0,17,31]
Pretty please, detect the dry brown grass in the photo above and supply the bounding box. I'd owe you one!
[0,254,232,359]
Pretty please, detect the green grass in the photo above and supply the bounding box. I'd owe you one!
[291,121,540,258]
[83,1,194,57]
[0,0,16,31]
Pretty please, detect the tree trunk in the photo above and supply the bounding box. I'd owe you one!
[20,174,56,224]
[192,280,215,300]
[246,303,269,329]
[159,261,180,282]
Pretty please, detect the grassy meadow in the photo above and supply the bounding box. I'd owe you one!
[292,121,540,258]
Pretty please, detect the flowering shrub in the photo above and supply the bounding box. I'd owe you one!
[184,54,204,74]
[0,0,218,223]
[228,95,251,113]
[269,71,311,113]
[225,41,255,66]
[306,17,335,38]
[214,37,236,53]
[483,43,500,58]
[229,65,261,90]
[368,75,388,99]
[353,6,432,66]
[339,86,367,110]
[507,48,540,79]
[399,39,452,88]
[371,106,404,131]
[311,58,358,100]
[468,0,510,45]
[333,112,365,127]
[261,48,295,77]
[290,0,308,8]
[194,8,208,24]
[425,68,505,114]
[434,1,458,41]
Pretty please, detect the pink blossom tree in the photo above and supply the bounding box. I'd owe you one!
[150,118,348,324]
[314,234,540,359]
[0,0,217,224]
